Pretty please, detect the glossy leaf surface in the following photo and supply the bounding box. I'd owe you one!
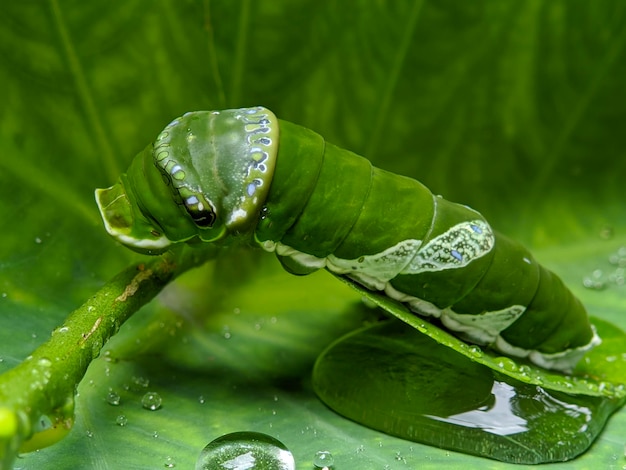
[336,277,626,399]
[313,320,625,464]
[1,1,626,468]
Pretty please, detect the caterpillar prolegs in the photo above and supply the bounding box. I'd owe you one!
[95,106,599,372]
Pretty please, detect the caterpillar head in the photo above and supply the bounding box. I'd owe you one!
[95,107,279,254]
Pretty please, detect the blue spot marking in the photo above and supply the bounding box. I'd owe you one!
[470,224,482,234]
[246,179,262,197]
[451,249,463,261]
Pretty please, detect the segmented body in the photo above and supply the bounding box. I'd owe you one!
[95,106,599,372]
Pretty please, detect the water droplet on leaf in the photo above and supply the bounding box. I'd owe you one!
[313,450,334,468]
[132,376,150,389]
[195,431,295,470]
[142,392,162,411]
[107,391,121,406]
[467,345,482,358]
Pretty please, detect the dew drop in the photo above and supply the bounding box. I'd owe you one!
[467,345,482,358]
[610,267,625,286]
[313,450,334,468]
[222,325,232,339]
[496,357,519,373]
[517,365,531,378]
[164,456,176,468]
[599,381,615,394]
[609,247,626,268]
[37,357,52,368]
[106,391,121,406]
[116,415,128,426]
[133,376,150,389]
[142,392,162,411]
[103,350,118,363]
[195,431,295,470]
[583,269,606,290]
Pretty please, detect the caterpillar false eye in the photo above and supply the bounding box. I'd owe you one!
[95,106,599,372]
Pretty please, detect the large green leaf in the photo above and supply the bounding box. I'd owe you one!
[1,1,625,468]
[313,320,625,464]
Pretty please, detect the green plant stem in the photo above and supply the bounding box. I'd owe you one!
[0,246,215,469]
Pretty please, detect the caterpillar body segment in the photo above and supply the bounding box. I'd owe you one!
[95,106,599,372]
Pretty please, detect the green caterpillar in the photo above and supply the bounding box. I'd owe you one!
[95,106,599,373]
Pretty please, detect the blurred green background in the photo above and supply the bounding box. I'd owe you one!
[1,1,625,468]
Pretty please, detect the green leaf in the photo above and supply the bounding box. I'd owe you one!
[1,1,626,468]
[336,275,626,399]
[313,320,625,464]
